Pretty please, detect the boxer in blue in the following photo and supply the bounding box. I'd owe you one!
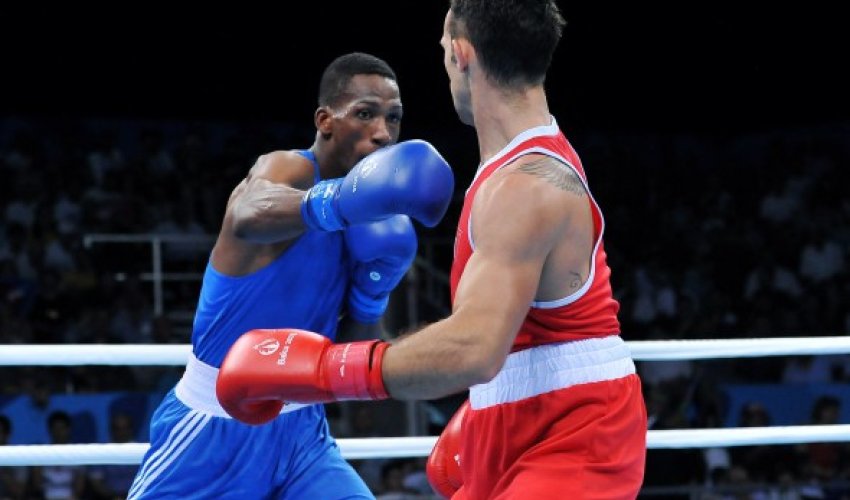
[128,52,454,499]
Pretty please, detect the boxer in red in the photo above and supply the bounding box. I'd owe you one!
[216,2,647,498]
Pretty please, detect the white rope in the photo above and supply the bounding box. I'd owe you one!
[0,344,192,366]
[1,425,849,466]
[649,424,850,448]
[2,337,850,366]
[628,337,850,361]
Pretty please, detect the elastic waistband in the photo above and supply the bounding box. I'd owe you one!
[469,336,635,410]
[175,353,310,418]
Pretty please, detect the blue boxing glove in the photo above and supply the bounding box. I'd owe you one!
[345,215,417,324]
[301,140,454,231]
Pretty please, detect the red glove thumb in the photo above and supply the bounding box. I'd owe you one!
[226,400,284,426]
[426,399,469,498]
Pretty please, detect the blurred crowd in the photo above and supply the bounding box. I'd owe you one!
[0,115,848,499]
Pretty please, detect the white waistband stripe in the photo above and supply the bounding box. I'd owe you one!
[175,353,309,418]
[469,336,635,409]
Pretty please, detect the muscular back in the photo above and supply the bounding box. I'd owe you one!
[492,154,594,302]
[449,125,620,354]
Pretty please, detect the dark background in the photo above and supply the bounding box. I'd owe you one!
[2,3,848,135]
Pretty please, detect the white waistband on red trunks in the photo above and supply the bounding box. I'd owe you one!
[469,335,636,410]
[175,352,310,418]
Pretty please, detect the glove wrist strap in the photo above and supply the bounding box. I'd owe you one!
[301,179,345,231]
[326,340,389,400]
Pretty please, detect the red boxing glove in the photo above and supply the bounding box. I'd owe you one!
[426,399,469,499]
[215,328,389,425]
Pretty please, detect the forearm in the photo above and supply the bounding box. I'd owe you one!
[382,315,506,400]
[231,178,308,243]
[217,312,513,422]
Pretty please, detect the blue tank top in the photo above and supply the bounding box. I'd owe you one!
[191,150,348,367]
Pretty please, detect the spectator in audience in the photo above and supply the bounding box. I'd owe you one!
[799,222,845,285]
[28,411,86,500]
[743,253,803,301]
[375,459,425,499]
[0,415,26,500]
[731,402,800,483]
[782,356,837,384]
[87,413,139,500]
[797,396,848,482]
[151,201,209,266]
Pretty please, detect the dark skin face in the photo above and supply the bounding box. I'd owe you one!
[209,73,403,277]
[313,74,403,176]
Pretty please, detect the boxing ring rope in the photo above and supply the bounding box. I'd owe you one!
[3,426,850,466]
[3,336,850,366]
[2,336,850,466]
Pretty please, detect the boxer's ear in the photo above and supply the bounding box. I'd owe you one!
[452,38,473,73]
[315,107,332,139]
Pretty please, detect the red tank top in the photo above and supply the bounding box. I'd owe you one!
[449,120,621,351]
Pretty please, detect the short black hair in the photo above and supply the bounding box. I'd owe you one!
[48,410,71,427]
[450,0,565,88]
[812,395,841,419]
[318,52,397,107]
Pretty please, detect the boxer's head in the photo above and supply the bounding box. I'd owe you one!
[315,52,403,171]
[442,0,565,123]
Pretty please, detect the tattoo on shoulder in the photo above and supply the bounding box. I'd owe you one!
[568,271,583,291]
[515,157,586,196]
